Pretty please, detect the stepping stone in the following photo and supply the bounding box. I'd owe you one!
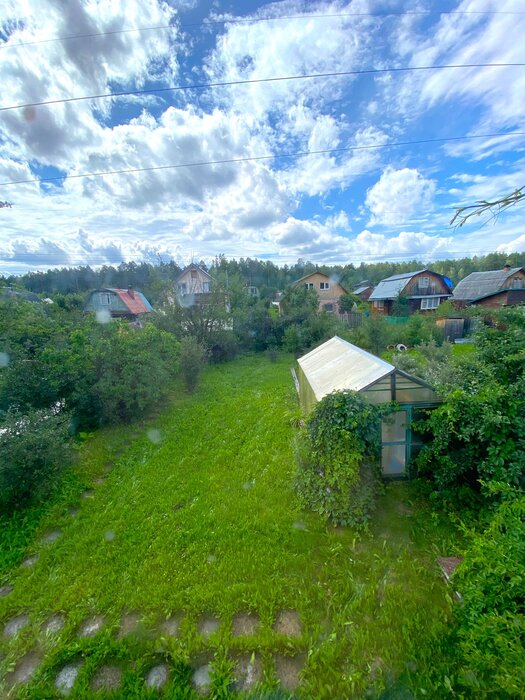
[147,429,162,444]
[206,554,216,564]
[55,662,82,696]
[104,461,114,473]
[0,584,13,598]
[21,554,39,568]
[94,477,106,486]
[41,529,61,544]
[91,665,122,692]
[68,507,79,517]
[233,653,262,692]
[78,615,105,637]
[145,663,169,689]
[232,613,260,636]
[42,614,66,635]
[161,615,181,637]
[104,530,116,542]
[4,651,41,688]
[197,614,219,638]
[274,654,304,692]
[4,613,30,638]
[81,489,94,499]
[292,520,307,531]
[192,664,212,696]
[273,610,303,637]
[118,612,141,638]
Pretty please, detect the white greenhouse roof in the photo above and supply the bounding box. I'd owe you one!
[297,336,395,401]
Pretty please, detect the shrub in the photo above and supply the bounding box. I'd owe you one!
[295,391,392,527]
[179,335,207,392]
[0,407,72,512]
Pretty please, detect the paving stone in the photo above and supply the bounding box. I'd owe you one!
[273,609,303,637]
[232,613,260,636]
[197,614,219,638]
[119,612,141,638]
[274,654,304,692]
[292,520,307,530]
[0,584,13,598]
[21,554,39,568]
[4,613,30,638]
[4,651,41,688]
[145,663,169,689]
[91,665,122,691]
[161,615,181,637]
[78,614,105,637]
[42,614,66,635]
[233,653,263,692]
[192,664,212,695]
[41,529,62,544]
[104,530,116,542]
[55,662,82,696]
[81,489,95,499]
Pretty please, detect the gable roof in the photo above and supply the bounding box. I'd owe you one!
[452,267,524,302]
[106,288,152,314]
[297,336,395,401]
[175,263,212,282]
[292,271,348,293]
[353,285,372,296]
[369,270,427,300]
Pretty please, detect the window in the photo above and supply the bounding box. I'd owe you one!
[99,292,111,305]
[203,282,210,293]
[512,277,523,289]
[304,282,314,289]
[320,281,330,290]
[418,276,430,288]
[191,270,198,279]
[421,297,440,310]
[373,300,385,310]
[178,283,187,295]
[324,303,334,312]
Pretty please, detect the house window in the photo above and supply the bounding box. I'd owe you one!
[320,281,330,290]
[191,270,198,279]
[373,300,385,310]
[203,282,210,293]
[421,297,440,310]
[99,292,111,305]
[419,276,430,288]
[512,277,523,289]
[178,283,187,295]
[304,283,314,289]
[323,303,334,312]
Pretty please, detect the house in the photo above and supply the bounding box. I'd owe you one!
[175,264,212,302]
[294,336,440,478]
[293,271,348,313]
[84,287,153,321]
[369,269,453,315]
[351,280,374,302]
[452,264,525,308]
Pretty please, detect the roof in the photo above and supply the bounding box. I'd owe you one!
[175,263,212,282]
[353,285,372,295]
[106,288,152,314]
[369,269,427,300]
[297,336,395,401]
[292,271,348,293]
[452,267,523,301]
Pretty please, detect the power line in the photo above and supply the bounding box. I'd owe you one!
[2,9,524,51]
[2,62,524,112]
[1,130,524,188]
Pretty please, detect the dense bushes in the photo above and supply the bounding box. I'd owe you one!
[179,336,207,392]
[0,407,72,511]
[295,391,392,526]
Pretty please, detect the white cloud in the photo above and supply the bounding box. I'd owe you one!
[365,167,436,226]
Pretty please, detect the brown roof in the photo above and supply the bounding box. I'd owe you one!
[108,288,151,315]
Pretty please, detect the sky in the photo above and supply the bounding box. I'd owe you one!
[1,0,525,274]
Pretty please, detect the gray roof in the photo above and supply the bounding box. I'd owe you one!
[369,270,427,301]
[353,285,372,296]
[452,267,523,301]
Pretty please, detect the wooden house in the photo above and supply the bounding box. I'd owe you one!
[84,287,152,321]
[294,336,440,478]
[293,271,348,313]
[175,264,212,301]
[351,280,374,301]
[369,269,453,315]
[452,265,525,308]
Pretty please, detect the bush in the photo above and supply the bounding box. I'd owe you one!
[0,407,72,512]
[179,336,207,392]
[295,391,392,527]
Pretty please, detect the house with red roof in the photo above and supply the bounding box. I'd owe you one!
[84,287,153,321]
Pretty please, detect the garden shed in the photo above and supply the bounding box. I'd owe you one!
[295,336,440,477]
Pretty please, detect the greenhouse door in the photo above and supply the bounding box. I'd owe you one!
[381,410,408,477]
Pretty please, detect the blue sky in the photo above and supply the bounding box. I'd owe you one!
[1,0,525,273]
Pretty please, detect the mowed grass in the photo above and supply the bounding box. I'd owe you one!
[0,354,458,699]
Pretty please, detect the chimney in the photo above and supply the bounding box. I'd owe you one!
[127,286,135,298]
[503,263,511,272]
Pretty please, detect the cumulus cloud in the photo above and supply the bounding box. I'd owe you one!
[365,167,436,226]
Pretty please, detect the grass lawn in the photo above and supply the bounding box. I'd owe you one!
[0,354,458,699]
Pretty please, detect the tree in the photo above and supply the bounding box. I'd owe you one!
[0,201,12,208]
[451,185,525,227]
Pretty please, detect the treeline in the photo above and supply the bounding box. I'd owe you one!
[4,251,525,304]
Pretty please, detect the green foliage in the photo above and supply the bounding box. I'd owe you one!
[0,407,72,512]
[338,293,360,314]
[350,315,391,355]
[451,486,525,696]
[179,335,207,392]
[296,391,392,526]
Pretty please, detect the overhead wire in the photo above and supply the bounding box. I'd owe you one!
[1,131,524,188]
[2,62,524,112]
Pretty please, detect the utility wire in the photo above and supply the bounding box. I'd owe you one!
[2,62,524,112]
[1,131,524,188]
[2,9,525,50]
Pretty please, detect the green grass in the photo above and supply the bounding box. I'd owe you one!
[0,354,459,699]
